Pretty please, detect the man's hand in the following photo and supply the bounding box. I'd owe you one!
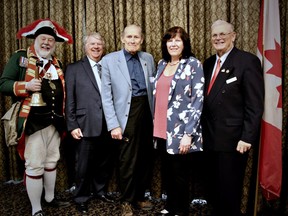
[236,140,251,154]
[25,78,42,92]
[71,128,83,140]
[111,127,122,140]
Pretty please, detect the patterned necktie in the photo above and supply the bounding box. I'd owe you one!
[95,63,102,79]
[207,59,221,94]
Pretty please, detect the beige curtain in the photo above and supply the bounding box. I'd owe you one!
[0,0,287,214]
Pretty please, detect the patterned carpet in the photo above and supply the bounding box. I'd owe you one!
[0,181,210,216]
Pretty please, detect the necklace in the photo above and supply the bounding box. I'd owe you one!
[168,60,179,66]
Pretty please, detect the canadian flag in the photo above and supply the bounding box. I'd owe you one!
[257,0,282,200]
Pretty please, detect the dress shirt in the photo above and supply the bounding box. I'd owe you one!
[38,56,58,80]
[87,57,102,93]
[210,46,234,80]
[123,49,147,97]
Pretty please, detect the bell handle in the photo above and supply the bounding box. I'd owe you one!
[35,60,43,79]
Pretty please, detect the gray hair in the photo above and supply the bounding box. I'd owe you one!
[83,32,105,48]
[121,24,144,38]
[211,20,234,32]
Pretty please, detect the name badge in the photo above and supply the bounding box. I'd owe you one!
[226,77,237,84]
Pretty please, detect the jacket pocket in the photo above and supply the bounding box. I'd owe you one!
[76,108,86,117]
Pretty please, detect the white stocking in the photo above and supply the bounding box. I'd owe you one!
[26,176,43,215]
[43,169,56,202]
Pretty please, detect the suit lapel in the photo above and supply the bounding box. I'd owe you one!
[168,58,188,102]
[207,48,237,101]
[155,61,166,82]
[82,56,100,92]
[138,52,149,88]
[205,56,216,95]
[117,50,131,85]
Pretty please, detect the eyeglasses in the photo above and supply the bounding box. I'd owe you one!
[211,32,233,39]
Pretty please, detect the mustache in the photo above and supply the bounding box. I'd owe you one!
[41,44,51,49]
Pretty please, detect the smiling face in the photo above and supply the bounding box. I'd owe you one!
[34,34,56,58]
[166,34,184,61]
[85,35,104,62]
[121,25,143,55]
[211,22,236,57]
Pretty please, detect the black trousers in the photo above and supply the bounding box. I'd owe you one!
[204,150,248,216]
[74,133,115,203]
[157,138,192,216]
[118,95,153,203]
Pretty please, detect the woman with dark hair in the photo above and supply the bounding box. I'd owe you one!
[153,26,204,216]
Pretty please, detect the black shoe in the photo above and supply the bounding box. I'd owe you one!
[77,202,88,214]
[44,198,71,208]
[33,210,45,216]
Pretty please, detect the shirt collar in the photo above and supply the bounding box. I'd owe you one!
[123,49,139,61]
[217,46,234,64]
[87,56,101,68]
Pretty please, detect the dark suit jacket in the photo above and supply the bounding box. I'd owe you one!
[202,47,264,152]
[65,56,105,137]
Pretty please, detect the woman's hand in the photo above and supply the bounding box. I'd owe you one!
[179,134,192,154]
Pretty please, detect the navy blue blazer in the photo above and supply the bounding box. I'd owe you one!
[202,47,264,152]
[65,56,105,137]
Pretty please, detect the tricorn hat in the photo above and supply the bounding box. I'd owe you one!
[16,18,73,44]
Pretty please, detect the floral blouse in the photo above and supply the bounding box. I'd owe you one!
[153,56,204,154]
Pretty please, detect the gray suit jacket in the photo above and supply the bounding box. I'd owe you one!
[101,49,155,132]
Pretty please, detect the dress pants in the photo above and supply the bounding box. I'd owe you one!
[118,95,153,203]
[204,151,248,216]
[158,138,192,216]
[74,133,115,203]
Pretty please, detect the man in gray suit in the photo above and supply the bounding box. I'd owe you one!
[101,24,155,216]
[65,32,115,214]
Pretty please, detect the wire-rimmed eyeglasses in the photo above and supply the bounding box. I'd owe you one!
[212,32,233,39]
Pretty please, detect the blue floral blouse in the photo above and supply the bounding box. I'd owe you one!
[153,56,204,154]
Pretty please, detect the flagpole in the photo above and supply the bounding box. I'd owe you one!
[254,1,265,214]
[254,137,262,216]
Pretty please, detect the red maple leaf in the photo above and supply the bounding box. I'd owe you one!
[264,40,282,108]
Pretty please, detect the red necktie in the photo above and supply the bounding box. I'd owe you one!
[207,59,221,94]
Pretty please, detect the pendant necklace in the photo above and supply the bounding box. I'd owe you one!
[168,60,179,66]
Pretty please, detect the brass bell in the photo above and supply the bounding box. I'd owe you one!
[29,92,47,106]
[29,60,47,106]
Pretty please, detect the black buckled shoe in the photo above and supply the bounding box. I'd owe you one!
[44,198,71,208]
